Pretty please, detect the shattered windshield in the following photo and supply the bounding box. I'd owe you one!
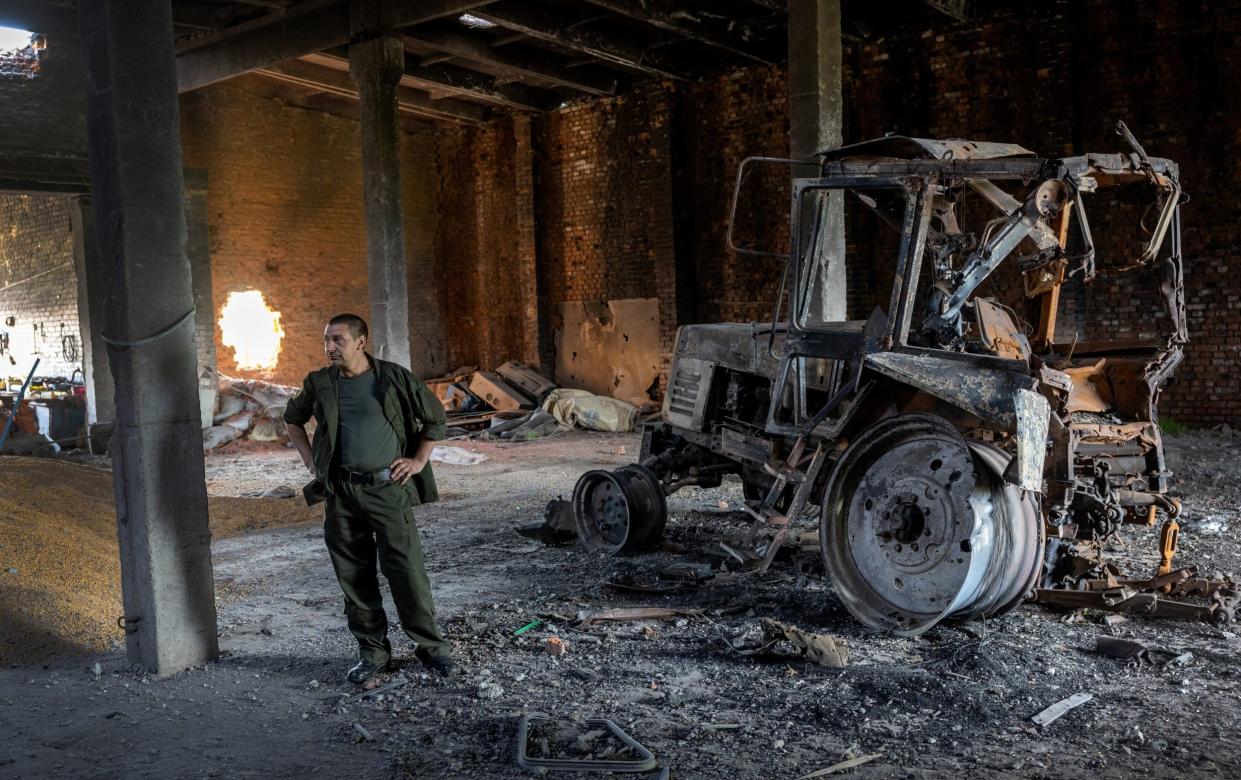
[795,185,911,329]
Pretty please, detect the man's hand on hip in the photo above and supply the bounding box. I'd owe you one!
[390,456,428,485]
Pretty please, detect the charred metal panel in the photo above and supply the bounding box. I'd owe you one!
[820,136,1036,161]
[863,350,1036,428]
[662,356,713,431]
[674,323,782,378]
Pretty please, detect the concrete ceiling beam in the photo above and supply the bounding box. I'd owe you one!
[580,0,775,64]
[472,5,686,81]
[402,27,616,96]
[305,51,548,112]
[254,58,488,124]
[176,0,496,92]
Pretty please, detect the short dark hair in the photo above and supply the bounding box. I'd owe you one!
[328,313,368,339]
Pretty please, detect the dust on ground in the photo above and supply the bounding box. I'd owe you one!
[1,430,1240,779]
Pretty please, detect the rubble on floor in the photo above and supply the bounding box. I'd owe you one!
[428,360,649,437]
[203,374,297,451]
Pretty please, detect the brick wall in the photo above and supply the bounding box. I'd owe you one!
[535,85,679,383]
[179,84,443,386]
[434,115,539,373]
[672,66,790,327]
[0,194,82,379]
[1062,0,1241,422]
[645,0,1239,423]
[404,126,444,377]
[830,0,1241,422]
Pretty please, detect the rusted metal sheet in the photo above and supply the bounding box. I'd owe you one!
[556,298,662,407]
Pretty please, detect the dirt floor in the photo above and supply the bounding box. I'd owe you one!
[1,429,1240,779]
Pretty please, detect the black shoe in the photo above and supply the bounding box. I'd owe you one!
[346,658,387,685]
[423,655,456,677]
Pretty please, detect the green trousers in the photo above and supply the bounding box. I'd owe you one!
[324,478,450,664]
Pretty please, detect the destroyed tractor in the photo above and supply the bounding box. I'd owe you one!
[572,123,1239,635]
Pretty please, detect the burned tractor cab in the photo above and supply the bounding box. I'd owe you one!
[572,123,1237,634]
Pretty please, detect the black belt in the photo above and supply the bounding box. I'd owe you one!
[337,468,392,485]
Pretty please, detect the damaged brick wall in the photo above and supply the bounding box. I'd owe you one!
[653,0,1236,422]
[535,85,679,394]
[1056,0,1241,423]
[179,84,442,386]
[0,36,87,186]
[434,115,538,375]
[0,194,82,379]
[832,0,1241,422]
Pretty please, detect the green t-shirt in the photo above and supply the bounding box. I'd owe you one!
[337,370,400,471]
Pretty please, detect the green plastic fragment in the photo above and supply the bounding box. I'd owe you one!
[513,619,543,636]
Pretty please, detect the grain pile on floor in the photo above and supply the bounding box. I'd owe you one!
[0,456,320,665]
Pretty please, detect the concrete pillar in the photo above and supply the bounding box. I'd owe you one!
[184,170,218,428]
[70,195,113,426]
[78,0,218,674]
[350,26,411,368]
[789,0,846,322]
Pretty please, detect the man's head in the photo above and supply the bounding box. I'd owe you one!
[324,313,369,367]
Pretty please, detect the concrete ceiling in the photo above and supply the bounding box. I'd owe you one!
[1,0,981,126]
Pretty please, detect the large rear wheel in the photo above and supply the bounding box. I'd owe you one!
[820,414,1042,635]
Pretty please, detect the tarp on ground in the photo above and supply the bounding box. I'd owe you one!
[541,389,638,433]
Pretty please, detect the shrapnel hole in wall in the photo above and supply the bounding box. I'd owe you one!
[218,290,284,374]
[0,28,42,79]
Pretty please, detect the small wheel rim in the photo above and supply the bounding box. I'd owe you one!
[572,466,667,554]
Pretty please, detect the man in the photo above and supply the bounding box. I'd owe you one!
[284,313,455,684]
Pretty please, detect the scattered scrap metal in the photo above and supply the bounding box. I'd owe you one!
[567,122,1234,635]
[1031,692,1094,727]
[429,360,644,436]
[516,713,660,774]
[796,754,883,779]
[728,618,849,668]
[1095,636,1194,668]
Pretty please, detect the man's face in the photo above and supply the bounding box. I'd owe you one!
[324,323,365,366]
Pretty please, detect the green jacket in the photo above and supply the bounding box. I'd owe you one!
[283,354,447,506]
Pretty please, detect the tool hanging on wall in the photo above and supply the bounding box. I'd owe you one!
[61,334,78,363]
[0,358,40,451]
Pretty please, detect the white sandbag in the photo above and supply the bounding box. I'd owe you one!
[213,394,246,423]
[250,418,280,442]
[202,425,240,450]
[222,412,254,431]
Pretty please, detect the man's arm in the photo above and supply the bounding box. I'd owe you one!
[390,435,435,485]
[287,424,314,474]
[283,377,317,474]
[389,371,447,485]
